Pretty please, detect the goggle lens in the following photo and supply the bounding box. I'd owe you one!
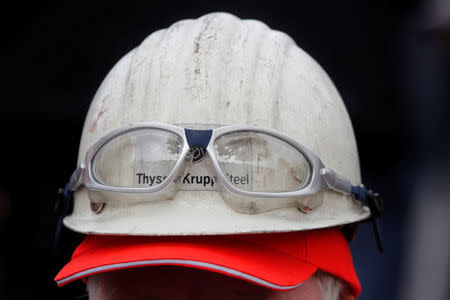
[93,129,184,188]
[213,131,310,193]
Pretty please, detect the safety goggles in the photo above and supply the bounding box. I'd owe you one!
[65,122,381,215]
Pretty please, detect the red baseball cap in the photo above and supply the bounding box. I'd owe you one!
[55,228,361,297]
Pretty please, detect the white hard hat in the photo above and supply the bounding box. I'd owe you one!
[63,12,371,236]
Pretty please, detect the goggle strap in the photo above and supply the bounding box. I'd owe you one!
[371,218,384,254]
[54,183,74,249]
[351,185,384,253]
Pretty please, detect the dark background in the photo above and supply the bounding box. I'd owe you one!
[1,1,449,299]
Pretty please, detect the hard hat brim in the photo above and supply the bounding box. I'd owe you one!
[64,189,370,235]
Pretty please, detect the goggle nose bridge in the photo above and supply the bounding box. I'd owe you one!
[184,128,213,150]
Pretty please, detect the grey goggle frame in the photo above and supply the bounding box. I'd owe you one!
[60,122,384,253]
[68,122,362,201]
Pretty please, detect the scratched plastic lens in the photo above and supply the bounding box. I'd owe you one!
[213,131,310,192]
[93,129,183,187]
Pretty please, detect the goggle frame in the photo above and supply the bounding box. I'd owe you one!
[69,122,355,200]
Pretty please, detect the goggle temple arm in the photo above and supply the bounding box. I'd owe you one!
[321,168,384,253]
[68,164,85,192]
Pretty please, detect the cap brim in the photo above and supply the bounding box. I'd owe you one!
[55,230,361,297]
[55,234,317,290]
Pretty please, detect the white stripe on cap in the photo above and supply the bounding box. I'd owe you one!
[56,259,304,290]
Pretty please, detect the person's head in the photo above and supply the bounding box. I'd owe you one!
[55,13,381,299]
[87,267,354,300]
